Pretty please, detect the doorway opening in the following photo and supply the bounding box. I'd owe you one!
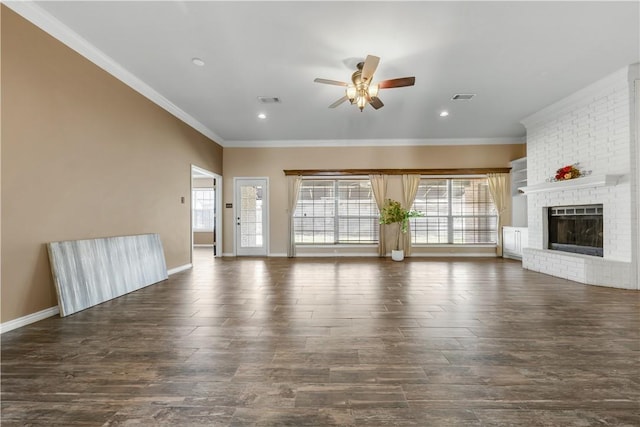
[191,165,222,263]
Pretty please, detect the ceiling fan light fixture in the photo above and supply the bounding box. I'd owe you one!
[357,95,367,111]
[346,85,357,102]
[314,55,415,111]
[368,84,379,98]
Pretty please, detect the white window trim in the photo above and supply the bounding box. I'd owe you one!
[294,177,379,245]
[410,176,498,245]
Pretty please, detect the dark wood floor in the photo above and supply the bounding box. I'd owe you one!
[2,249,639,426]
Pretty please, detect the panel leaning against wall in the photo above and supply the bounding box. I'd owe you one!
[47,234,168,317]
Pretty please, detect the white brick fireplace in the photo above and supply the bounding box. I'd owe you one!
[520,65,639,290]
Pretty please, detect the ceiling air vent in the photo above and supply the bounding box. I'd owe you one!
[451,94,476,100]
[257,96,281,104]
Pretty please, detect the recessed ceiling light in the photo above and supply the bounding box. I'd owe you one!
[439,111,449,117]
[191,57,205,67]
[258,113,267,119]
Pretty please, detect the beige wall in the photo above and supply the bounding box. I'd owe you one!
[194,232,215,245]
[193,178,215,188]
[223,144,525,255]
[1,7,223,322]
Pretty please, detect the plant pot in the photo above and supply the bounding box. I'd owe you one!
[391,249,404,261]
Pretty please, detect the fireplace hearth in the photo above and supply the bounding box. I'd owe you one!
[548,205,603,257]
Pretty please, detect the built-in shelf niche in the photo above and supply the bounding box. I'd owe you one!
[510,157,528,227]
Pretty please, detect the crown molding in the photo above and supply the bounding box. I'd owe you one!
[521,66,631,129]
[283,168,511,176]
[3,0,225,145]
[223,137,525,148]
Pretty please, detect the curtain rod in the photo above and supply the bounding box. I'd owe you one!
[283,168,511,176]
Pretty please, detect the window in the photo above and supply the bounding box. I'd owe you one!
[192,188,214,231]
[411,178,497,244]
[294,179,379,244]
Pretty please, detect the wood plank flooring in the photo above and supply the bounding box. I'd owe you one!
[2,249,639,426]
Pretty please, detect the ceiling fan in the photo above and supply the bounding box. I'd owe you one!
[314,55,415,112]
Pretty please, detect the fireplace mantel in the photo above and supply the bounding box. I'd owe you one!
[518,174,622,195]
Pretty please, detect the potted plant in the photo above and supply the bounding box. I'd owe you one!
[379,199,423,261]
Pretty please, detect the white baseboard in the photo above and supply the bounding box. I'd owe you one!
[296,252,379,257]
[410,253,498,257]
[167,263,192,275]
[219,253,495,258]
[218,253,287,257]
[193,244,214,248]
[1,264,191,334]
[0,306,60,334]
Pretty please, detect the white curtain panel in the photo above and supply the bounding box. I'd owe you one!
[487,173,511,257]
[401,174,421,256]
[369,174,388,257]
[287,175,302,257]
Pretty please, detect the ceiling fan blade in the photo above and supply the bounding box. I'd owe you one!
[314,78,348,86]
[369,96,384,110]
[329,95,349,108]
[378,76,416,89]
[361,55,380,83]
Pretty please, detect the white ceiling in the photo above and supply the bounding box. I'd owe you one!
[15,1,640,147]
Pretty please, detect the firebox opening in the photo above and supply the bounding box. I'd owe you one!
[547,205,603,257]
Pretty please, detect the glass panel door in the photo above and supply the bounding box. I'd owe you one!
[235,178,268,256]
